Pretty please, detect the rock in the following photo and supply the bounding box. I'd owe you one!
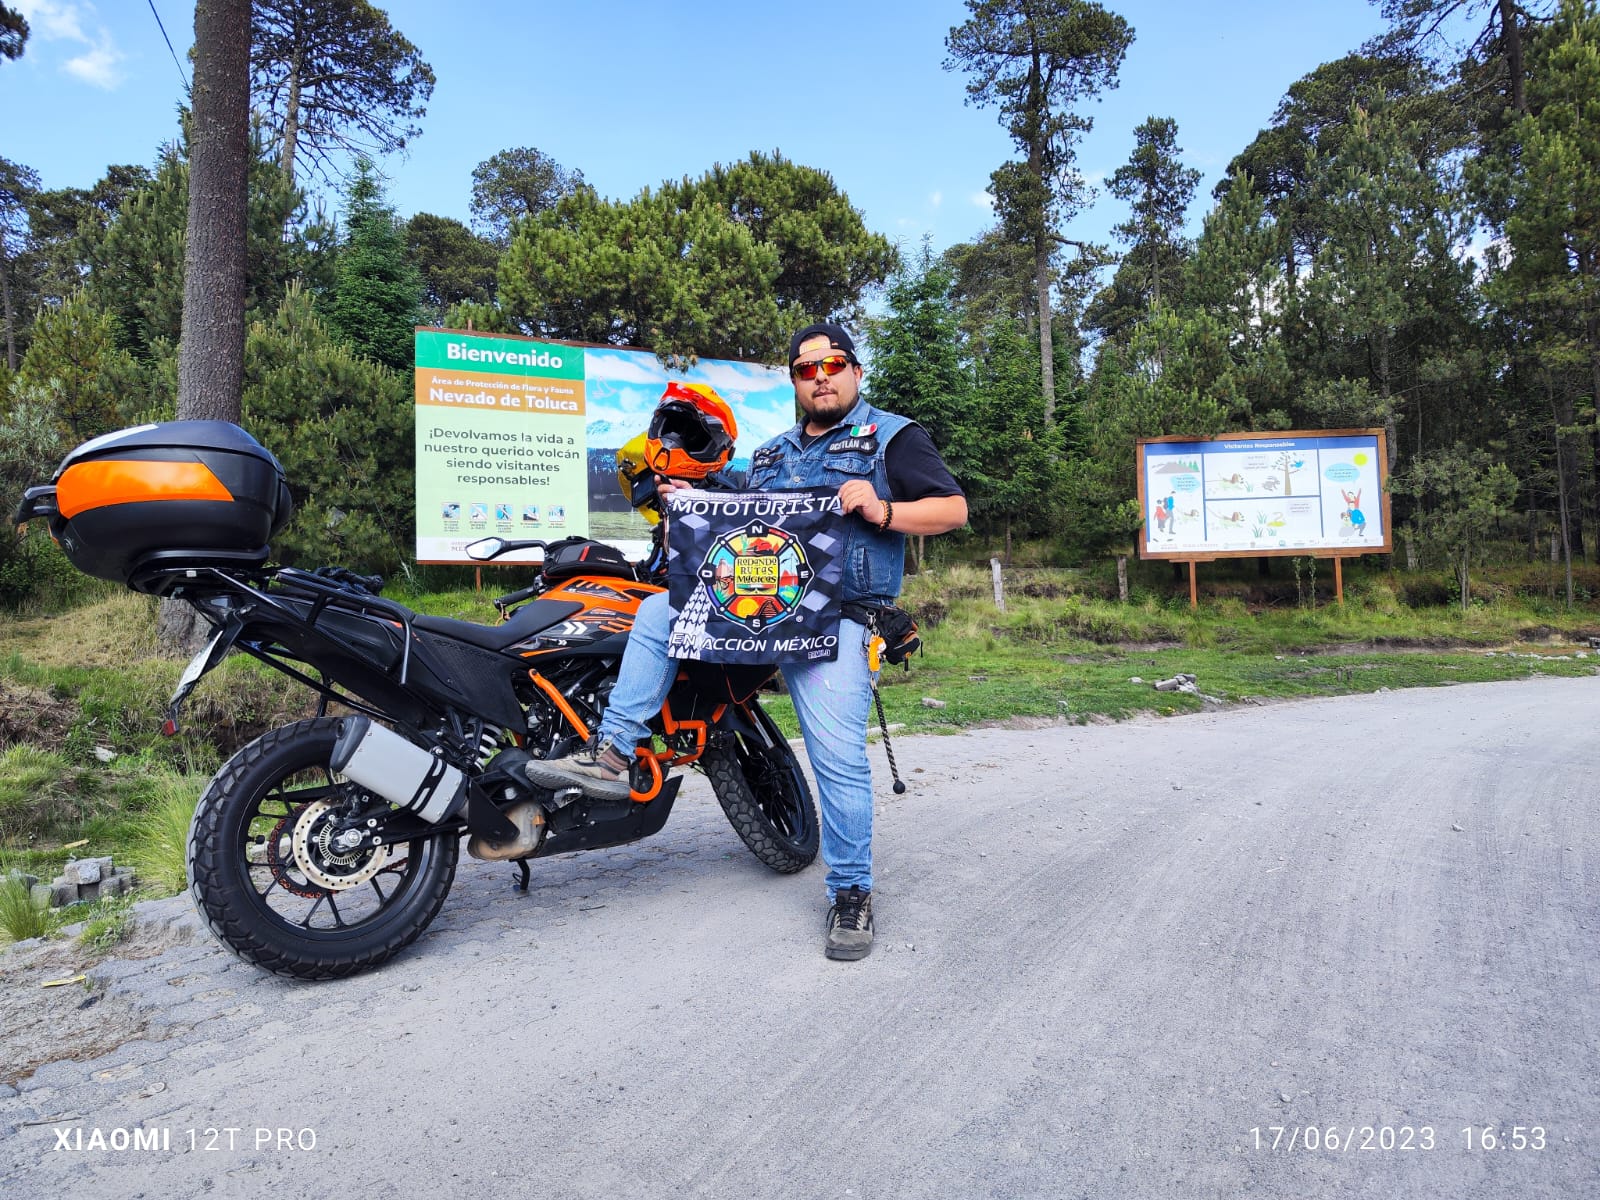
[1129,677,1143,684]
[921,698,947,709]
[65,856,114,886]
[77,881,101,903]
[1451,823,1464,832]
[92,745,117,764]
[49,880,77,907]
[98,873,129,898]
[6,870,39,890]
[30,883,54,908]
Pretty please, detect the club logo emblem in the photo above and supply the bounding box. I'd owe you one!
[698,520,814,632]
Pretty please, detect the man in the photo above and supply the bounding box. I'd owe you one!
[528,323,967,960]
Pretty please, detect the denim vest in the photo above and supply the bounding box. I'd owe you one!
[746,397,911,606]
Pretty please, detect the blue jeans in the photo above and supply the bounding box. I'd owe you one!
[599,591,875,899]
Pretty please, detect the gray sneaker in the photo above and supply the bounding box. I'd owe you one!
[825,886,874,960]
[524,736,632,800]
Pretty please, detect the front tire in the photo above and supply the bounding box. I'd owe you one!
[187,718,458,980]
[701,705,818,873]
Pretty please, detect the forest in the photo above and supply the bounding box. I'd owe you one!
[1,0,1597,609]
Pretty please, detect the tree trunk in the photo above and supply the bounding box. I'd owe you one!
[1498,0,1526,115]
[163,0,250,657]
[1554,388,1575,608]
[0,256,14,372]
[281,47,302,188]
[1036,242,1055,421]
[1554,389,1586,563]
[1116,553,1128,602]
[178,0,249,423]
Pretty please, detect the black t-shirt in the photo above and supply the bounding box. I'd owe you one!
[796,422,964,502]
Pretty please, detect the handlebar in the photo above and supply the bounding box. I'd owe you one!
[492,584,543,613]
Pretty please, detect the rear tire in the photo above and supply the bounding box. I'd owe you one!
[701,705,818,873]
[187,718,458,980]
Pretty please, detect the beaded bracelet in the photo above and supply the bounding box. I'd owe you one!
[877,499,894,532]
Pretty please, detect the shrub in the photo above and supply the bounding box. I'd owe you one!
[126,770,201,896]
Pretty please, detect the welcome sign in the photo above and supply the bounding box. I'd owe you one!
[412,329,797,564]
[663,488,844,664]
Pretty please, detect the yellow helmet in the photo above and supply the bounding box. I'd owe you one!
[616,433,662,525]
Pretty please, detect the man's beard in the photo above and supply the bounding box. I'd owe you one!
[802,389,854,428]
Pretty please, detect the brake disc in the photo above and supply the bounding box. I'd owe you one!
[290,798,390,891]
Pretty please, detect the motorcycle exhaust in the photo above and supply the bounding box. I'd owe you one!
[467,801,545,861]
[329,717,467,824]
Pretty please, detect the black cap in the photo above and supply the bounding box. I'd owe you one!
[788,322,858,366]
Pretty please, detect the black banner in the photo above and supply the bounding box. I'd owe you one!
[664,488,843,664]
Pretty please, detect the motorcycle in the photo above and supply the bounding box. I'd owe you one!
[14,421,818,980]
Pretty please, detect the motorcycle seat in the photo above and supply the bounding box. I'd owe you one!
[412,599,584,652]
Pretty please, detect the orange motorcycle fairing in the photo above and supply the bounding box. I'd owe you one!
[513,578,664,658]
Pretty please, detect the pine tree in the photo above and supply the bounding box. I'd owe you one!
[327,159,420,370]
[945,0,1133,418]
[864,239,974,472]
[15,293,138,439]
[245,284,413,572]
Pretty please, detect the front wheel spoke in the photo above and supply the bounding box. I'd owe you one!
[325,891,347,928]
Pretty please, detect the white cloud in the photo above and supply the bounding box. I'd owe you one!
[971,190,995,211]
[64,37,124,89]
[17,0,87,41]
[684,359,788,394]
[16,2,125,89]
[584,349,666,386]
[929,191,943,208]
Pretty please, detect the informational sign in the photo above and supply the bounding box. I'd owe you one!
[1136,429,1390,559]
[413,329,798,564]
[664,488,844,664]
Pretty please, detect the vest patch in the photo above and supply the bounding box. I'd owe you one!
[850,423,878,437]
[827,435,879,456]
[751,447,784,470]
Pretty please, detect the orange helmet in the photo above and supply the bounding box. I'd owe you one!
[644,381,737,480]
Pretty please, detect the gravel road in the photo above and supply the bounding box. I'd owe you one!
[2,676,1595,1199]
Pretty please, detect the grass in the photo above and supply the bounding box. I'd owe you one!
[76,895,135,952]
[124,770,200,896]
[0,874,57,944]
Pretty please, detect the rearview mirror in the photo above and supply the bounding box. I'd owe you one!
[465,538,504,561]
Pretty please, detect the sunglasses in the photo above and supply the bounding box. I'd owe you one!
[790,354,853,381]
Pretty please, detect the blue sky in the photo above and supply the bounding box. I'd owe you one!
[2,1,1388,259]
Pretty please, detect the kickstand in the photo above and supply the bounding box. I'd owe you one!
[512,860,530,892]
[871,683,907,795]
